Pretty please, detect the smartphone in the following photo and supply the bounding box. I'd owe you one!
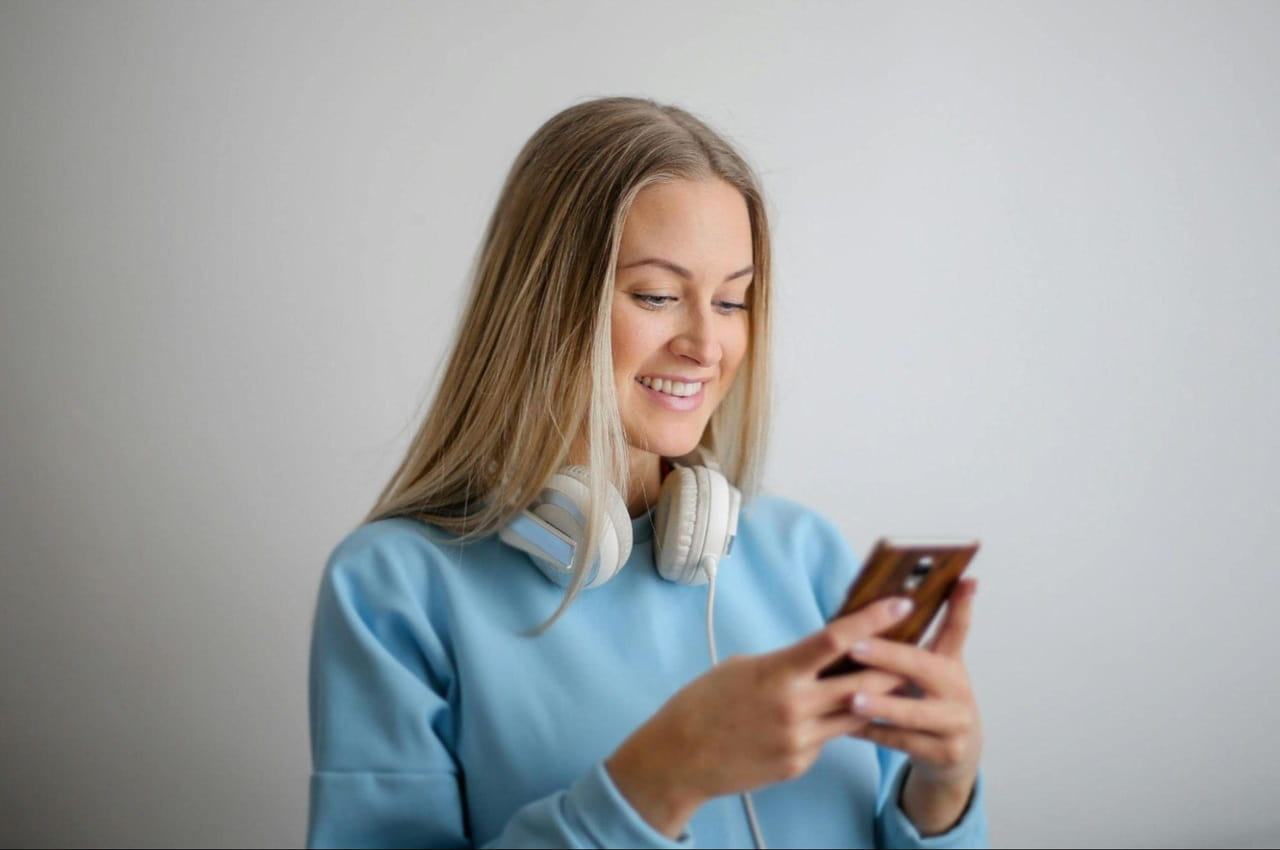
[817,537,980,679]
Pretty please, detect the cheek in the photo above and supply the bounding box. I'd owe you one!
[723,325,750,382]
[610,314,639,376]
[612,334,644,380]
[611,312,666,376]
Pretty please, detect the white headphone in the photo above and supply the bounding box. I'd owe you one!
[498,447,742,589]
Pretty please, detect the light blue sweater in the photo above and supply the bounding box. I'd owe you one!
[308,494,988,848]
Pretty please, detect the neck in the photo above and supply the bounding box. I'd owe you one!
[624,449,663,518]
[564,438,664,518]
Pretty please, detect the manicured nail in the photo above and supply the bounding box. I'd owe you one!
[891,597,914,617]
[849,640,871,658]
[851,692,870,712]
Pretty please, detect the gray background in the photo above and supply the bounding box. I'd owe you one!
[2,1,1277,847]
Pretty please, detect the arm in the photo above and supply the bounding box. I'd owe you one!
[873,748,988,849]
[307,538,467,848]
[307,527,693,849]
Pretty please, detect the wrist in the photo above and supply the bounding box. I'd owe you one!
[606,733,705,840]
[900,764,977,837]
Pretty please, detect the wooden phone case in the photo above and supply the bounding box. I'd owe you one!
[817,538,979,679]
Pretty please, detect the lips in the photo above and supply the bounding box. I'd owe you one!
[635,377,705,411]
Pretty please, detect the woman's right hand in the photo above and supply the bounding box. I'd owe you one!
[605,596,915,839]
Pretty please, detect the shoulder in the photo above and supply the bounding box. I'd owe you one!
[321,517,468,607]
[329,516,459,566]
[739,492,850,550]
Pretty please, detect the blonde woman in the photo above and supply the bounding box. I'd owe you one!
[308,97,988,849]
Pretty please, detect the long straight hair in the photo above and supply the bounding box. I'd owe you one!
[365,96,773,630]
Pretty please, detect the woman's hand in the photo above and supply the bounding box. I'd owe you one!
[846,577,983,835]
[605,596,915,839]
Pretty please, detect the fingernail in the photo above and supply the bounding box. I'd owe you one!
[850,692,870,712]
[849,640,870,658]
[891,597,914,617]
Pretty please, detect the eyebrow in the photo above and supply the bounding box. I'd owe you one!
[619,257,755,283]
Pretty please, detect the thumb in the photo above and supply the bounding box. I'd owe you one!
[777,595,915,675]
[928,577,977,659]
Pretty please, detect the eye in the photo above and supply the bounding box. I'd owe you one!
[634,294,675,309]
[631,294,749,313]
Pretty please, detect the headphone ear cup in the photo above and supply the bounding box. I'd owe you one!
[654,462,741,585]
[654,465,700,583]
[551,466,633,588]
[694,466,733,582]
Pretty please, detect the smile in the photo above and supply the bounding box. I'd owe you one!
[635,377,706,412]
[636,376,703,397]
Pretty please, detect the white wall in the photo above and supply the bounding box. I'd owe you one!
[2,2,1277,847]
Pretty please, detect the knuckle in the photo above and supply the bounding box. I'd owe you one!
[766,695,787,726]
[775,696,803,728]
[813,628,842,657]
[781,752,809,780]
[784,726,808,753]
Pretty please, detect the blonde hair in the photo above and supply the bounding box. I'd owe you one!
[365,96,773,630]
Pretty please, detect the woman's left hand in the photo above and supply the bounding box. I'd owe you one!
[845,577,983,834]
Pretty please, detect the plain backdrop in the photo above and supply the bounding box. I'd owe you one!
[2,2,1277,848]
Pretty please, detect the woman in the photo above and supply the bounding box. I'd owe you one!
[308,96,987,848]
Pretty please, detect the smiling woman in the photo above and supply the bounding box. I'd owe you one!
[307,97,989,849]
[358,98,775,630]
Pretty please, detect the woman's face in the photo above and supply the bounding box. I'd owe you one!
[611,178,754,462]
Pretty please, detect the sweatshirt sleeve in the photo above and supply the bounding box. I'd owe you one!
[802,508,991,849]
[874,747,989,849]
[306,525,694,849]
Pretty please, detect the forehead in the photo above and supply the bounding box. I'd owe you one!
[618,179,752,264]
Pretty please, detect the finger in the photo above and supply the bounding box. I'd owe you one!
[777,596,914,675]
[929,578,977,660]
[806,667,909,713]
[810,709,878,742]
[849,691,970,736]
[847,637,961,697]
[849,722,952,764]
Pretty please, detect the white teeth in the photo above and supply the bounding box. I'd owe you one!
[638,377,703,397]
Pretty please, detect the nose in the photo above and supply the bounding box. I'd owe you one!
[669,305,722,368]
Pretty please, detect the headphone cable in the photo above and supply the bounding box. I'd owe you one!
[702,555,767,850]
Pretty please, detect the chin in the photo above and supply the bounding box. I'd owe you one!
[628,427,708,461]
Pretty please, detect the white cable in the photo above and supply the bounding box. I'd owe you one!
[741,786,766,850]
[702,556,767,850]
[704,555,719,664]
